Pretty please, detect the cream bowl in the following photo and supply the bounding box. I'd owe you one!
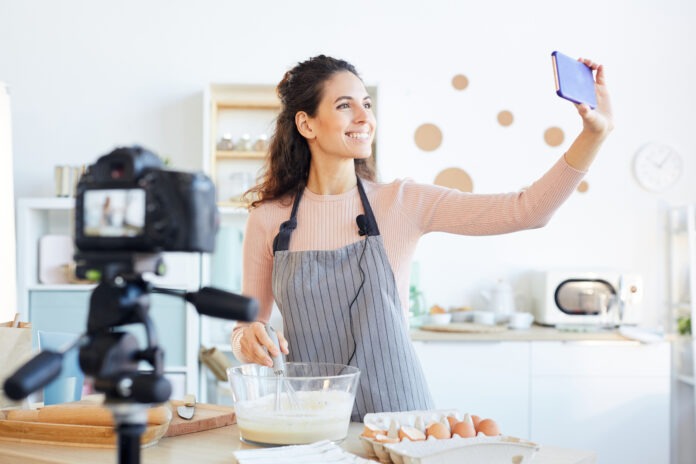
[227,362,360,446]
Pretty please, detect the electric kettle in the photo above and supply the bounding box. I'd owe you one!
[481,279,516,316]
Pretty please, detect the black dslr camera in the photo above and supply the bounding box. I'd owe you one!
[75,145,218,253]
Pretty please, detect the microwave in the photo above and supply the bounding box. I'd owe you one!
[530,270,643,326]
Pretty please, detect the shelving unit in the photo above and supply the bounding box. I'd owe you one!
[668,204,696,464]
[15,197,202,399]
[203,83,281,209]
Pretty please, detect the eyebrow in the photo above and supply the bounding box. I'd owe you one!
[333,95,372,104]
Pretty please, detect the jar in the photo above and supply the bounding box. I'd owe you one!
[253,134,269,152]
[217,134,235,151]
[236,134,253,152]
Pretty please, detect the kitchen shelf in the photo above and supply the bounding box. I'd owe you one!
[216,150,267,160]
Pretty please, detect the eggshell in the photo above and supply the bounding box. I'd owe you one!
[476,418,500,436]
[425,422,451,439]
[399,426,426,441]
[452,420,476,438]
[374,433,400,443]
[361,423,386,439]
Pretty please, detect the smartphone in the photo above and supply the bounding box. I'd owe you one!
[551,51,597,109]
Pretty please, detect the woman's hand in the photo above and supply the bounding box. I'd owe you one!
[238,322,290,367]
[576,58,614,138]
[563,58,614,171]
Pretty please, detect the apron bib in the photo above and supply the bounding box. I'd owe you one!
[271,178,433,421]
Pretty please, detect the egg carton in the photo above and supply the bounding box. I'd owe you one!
[360,410,539,464]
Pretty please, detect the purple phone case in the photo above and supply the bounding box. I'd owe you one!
[552,51,597,109]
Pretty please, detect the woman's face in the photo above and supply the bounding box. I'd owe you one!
[304,71,376,161]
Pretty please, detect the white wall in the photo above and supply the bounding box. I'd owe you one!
[1,0,695,327]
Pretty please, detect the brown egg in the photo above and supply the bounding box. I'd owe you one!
[477,418,500,436]
[446,415,458,431]
[451,420,476,438]
[470,414,482,430]
[425,422,451,439]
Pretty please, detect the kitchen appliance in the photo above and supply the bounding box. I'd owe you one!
[530,270,643,326]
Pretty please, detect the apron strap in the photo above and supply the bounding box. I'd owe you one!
[356,178,380,237]
[272,188,304,253]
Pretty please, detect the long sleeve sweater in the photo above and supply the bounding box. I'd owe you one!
[231,155,585,361]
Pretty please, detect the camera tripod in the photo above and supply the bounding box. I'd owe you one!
[5,252,257,464]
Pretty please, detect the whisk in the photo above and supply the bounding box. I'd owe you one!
[265,324,299,411]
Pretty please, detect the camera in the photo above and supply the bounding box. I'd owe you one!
[75,145,218,253]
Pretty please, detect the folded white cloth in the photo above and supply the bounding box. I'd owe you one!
[233,440,373,464]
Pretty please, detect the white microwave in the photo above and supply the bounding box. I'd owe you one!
[530,270,643,326]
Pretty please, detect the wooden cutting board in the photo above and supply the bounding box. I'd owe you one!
[0,417,168,448]
[420,322,508,333]
[164,401,235,437]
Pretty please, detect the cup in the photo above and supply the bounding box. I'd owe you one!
[473,311,496,325]
[508,312,534,330]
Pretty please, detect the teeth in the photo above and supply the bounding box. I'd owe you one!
[347,132,369,140]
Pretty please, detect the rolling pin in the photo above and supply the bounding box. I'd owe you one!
[6,404,171,426]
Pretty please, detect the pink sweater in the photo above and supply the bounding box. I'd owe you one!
[232,155,585,359]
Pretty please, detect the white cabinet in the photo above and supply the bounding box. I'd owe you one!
[15,197,202,397]
[530,341,670,464]
[412,341,530,438]
[414,339,671,463]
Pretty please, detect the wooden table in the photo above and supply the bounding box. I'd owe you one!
[0,422,596,463]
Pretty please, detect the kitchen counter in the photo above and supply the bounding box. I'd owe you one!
[0,422,596,463]
[411,323,663,342]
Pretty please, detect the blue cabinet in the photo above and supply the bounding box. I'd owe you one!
[29,290,189,368]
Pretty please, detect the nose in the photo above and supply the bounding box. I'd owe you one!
[354,104,370,124]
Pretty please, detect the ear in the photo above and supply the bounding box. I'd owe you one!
[295,111,315,139]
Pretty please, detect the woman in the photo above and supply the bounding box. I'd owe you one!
[231,55,613,421]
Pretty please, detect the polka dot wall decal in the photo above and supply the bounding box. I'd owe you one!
[414,123,443,152]
[452,74,469,91]
[497,110,514,127]
[434,167,473,193]
[544,127,565,147]
[577,180,589,193]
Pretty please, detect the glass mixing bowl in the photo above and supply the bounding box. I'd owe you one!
[227,362,360,446]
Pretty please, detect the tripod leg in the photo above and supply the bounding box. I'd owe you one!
[117,423,145,464]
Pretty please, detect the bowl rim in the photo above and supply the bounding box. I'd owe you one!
[227,362,361,380]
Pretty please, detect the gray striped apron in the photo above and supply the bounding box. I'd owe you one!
[271,178,433,421]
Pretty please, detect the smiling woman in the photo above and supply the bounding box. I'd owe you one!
[0,83,17,322]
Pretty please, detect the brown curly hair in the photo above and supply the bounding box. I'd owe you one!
[245,55,377,208]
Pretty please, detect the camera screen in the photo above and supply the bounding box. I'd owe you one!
[83,189,146,237]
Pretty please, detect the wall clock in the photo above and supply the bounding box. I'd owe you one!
[633,142,683,192]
